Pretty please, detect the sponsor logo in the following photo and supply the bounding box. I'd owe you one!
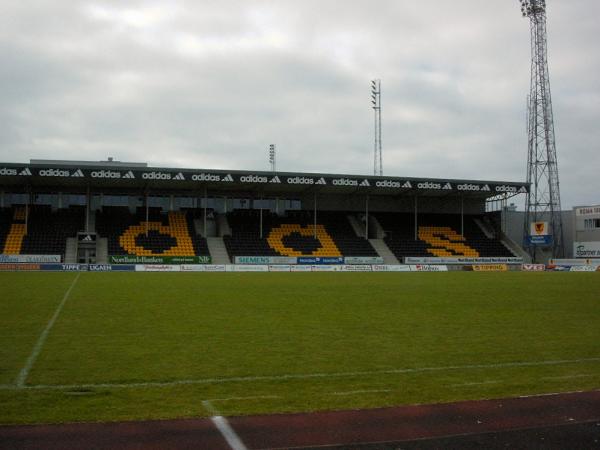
[315,177,327,185]
[376,180,402,188]
[88,264,112,271]
[91,170,122,178]
[61,264,81,271]
[417,182,441,190]
[270,176,281,183]
[442,182,452,190]
[359,179,370,187]
[332,178,358,186]
[0,167,18,176]
[222,174,234,182]
[495,185,518,193]
[518,186,528,193]
[20,168,32,176]
[402,181,412,189]
[142,171,172,180]
[481,184,490,191]
[287,176,314,185]
[457,183,482,191]
[39,168,71,177]
[522,264,545,271]
[173,172,185,180]
[192,173,221,182]
[123,171,135,179]
[71,169,84,177]
[240,175,268,183]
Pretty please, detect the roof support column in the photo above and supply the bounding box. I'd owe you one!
[86,185,90,232]
[414,195,418,241]
[259,195,263,239]
[314,192,317,239]
[0,190,4,209]
[145,191,149,237]
[365,194,369,239]
[204,187,208,238]
[461,195,464,236]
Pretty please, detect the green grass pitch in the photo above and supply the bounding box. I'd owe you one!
[0,271,599,424]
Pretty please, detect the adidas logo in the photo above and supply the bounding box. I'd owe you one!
[83,235,93,241]
[518,186,528,193]
[222,174,234,182]
[173,172,185,181]
[71,169,84,178]
[482,184,490,191]
[315,177,327,185]
[123,171,135,179]
[402,181,412,189]
[270,176,281,184]
[19,168,32,176]
[359,179,370,187]
[442,183,452,190]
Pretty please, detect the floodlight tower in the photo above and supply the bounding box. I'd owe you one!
[371,79,382,176]
[269,144,276,172]
[519,0,564,260]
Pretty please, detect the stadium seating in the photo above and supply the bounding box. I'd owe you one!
[377,212,515,260]
[223,210,378,259]
[0,205,85,256]
[96,207,209,257]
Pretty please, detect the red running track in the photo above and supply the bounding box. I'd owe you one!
[1,390,599,449]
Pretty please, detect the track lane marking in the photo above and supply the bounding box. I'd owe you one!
[3,356,599,391]
[203,400,248,450]
[15,272,81,388]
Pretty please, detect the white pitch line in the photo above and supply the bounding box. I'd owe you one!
[542,374,595,380]
[330,389,391,396]
[15,272,81,388]
[450,380,500,387]
[3,356,600,391]
[205,395,281,402]
[203,400,248,450]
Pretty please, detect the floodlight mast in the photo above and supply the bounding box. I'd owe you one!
[519,0,564,260]
[269,144,276,172]
[371,79,382,176]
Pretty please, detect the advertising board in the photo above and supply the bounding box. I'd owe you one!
[372,265,412,272]
[410,265,448,272]
[344,256,384,265]
[291,265,312,272]
[521,264,546,272]
[111,255,211,264]
[297,257,344,265]
[0,263,41,271]
[310,265,342,272]
[268,265,292,272]
[135,265,181,272]
[341,265,372,272]
[472,264,508,272]
[230,265,269,272]
[0,254,61,263]
[235,256,297,265]
[405,257,522,265]
[570,265,598,272]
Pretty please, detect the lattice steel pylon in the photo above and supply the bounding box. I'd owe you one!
[519,0,564,259]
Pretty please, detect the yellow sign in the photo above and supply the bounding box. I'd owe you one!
[531,222,548,236]
[472,264,508,272]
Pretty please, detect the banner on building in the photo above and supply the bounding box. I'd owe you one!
[573,242,600,259]
[297,257,344,265]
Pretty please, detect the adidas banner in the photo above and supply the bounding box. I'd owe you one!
[0,165,528,194]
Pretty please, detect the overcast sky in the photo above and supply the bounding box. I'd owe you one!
[1,1,598,208]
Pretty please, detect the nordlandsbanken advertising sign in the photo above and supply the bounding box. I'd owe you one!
[110,255,211,264]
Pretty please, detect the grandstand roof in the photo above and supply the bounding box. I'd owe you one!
[0,161,528,198]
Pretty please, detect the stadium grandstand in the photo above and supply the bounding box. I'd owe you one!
[0,159,529,265]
